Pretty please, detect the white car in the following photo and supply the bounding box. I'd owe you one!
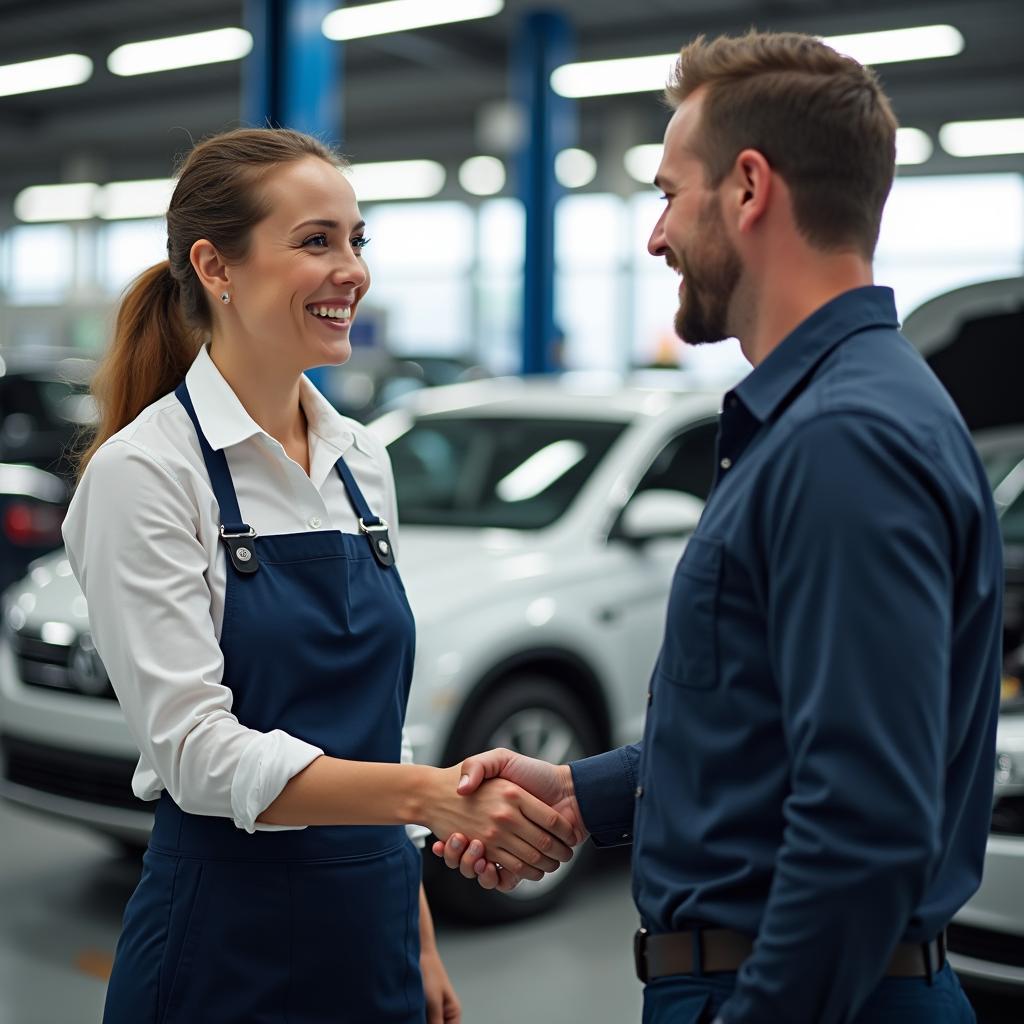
[0,375,723,922]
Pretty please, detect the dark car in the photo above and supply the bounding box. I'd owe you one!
[0,351,95,591]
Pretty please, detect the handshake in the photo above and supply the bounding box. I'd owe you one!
[426,748,589,892]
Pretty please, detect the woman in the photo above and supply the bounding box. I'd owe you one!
[63,128,576,1024]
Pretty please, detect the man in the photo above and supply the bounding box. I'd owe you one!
[436,30,1003,1024]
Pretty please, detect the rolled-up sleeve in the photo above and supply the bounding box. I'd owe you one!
[63,440,323,833]
[719,413,952,1024]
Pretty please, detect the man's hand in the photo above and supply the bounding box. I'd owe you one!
[423,764,576,882]
[431,748,588,891]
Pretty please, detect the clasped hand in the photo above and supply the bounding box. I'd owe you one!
[427,761,578,883]
[431,749,588,892]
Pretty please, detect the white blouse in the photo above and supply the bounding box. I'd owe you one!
[63,345,427,843]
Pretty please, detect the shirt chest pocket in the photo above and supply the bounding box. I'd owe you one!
[657,535,723,690]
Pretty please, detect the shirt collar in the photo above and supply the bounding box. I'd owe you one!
[733,285,899,423]
[183,345,367,457]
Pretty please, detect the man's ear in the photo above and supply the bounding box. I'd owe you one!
[190,238,231,304]
[729,148,772,235]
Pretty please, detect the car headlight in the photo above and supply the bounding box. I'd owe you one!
[995,745,1024,792]
[68,632,110,696]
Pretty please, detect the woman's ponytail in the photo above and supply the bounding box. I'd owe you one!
[76,261,201,476]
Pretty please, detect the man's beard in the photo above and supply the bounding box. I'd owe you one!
[673,197,742,345]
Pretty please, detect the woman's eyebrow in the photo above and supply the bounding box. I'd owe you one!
[290,218,365,232]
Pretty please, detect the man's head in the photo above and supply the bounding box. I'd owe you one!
[649,31,897,345]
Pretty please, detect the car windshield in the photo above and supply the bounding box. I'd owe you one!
[388,415,627,529]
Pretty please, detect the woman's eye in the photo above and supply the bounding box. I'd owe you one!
[352,236,371,252]
[303,233,328,248]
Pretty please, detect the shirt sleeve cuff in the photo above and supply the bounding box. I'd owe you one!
[230,730,324,833]
[570,745,639,847]
[399,727,429,847]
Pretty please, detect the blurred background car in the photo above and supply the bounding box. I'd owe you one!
[0,375,721,923]
[0,350,94,593]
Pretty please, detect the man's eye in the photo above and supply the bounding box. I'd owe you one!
[303,234,328,247]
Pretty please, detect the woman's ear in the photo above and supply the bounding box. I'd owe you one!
[190,239,231,304]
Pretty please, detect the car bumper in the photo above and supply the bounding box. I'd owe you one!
[948,834,1024,988]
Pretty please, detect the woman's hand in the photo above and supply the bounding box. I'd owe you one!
[421,946,461,1023]
[423,765,576,882]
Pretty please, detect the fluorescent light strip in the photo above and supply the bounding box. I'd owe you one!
[346,160,446,201]
[323,0,503,42]
[0,54,93,98]
[459,156,506,196]
[624,143,662,184]
[14,183,99,222]
[552,24,964,98]
[555,148,596,189]
[939,118,1024,158]
[97,179,176,220]
[895,127,933,166]
[108,28,253,76]
[14,179,175,222]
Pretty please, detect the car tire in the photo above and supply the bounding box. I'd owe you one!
[423,674,602,925]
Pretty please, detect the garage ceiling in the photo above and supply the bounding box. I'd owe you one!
[0,0,1022,224]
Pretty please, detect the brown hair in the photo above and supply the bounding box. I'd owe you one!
[78,128,345,475]
[665,31,897,257]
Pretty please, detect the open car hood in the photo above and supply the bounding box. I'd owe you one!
[902,277,1024,432]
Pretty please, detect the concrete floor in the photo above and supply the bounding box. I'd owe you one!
[0,799,1019,1023]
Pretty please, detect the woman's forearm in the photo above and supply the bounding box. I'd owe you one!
[257,754,578,880]
[257,755,442,827]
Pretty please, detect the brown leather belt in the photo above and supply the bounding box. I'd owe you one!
[634,927,946,984]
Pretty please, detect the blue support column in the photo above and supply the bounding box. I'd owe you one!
[513,11,575,375]
[243,0,342,138]
[242,0,343,391]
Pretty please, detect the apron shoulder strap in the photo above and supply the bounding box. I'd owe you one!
[334,456,395,568]
[174,381,259,574]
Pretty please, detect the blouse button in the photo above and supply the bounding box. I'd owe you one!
[308,516,322,529]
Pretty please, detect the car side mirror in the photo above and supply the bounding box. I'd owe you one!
[615,489,704,544]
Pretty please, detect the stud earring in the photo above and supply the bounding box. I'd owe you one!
[220,292,231,304]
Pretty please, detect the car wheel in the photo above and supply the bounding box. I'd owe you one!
[424,674,602,924]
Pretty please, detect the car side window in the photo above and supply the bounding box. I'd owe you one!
[634,420,719,502]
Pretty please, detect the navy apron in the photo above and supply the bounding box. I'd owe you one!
[102,381,423,1024]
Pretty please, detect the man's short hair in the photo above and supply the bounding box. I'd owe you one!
[667,31,898,258]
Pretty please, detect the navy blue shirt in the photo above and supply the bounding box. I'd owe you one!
[571,287,1003,1024]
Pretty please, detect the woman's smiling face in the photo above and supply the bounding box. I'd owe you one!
[225,156,371,374]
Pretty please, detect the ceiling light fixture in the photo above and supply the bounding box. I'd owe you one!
[624,144,663,184]
[552,24,965,98]
[97,179,177,220]
[323,0,503,42]
[346,160,446,201]
[895,127,933,166]
[0,54,93,98]
[939,118,1024,158]
[107,28,253,76]
[14,183,99,222]
[555,148,597,189]
[459,156,506,196]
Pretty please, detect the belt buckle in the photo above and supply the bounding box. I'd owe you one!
[634,928,649,984]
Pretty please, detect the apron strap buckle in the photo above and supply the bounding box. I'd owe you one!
[220,524,260,574]
[359,518,395,568]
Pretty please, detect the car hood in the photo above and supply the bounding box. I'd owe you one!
[5,533,564,633]
[396,525,565,623]
[4,550,89,631]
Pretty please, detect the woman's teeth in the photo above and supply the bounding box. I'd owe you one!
[308,304,351,321]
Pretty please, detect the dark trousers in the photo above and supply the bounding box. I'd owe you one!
[641,964,977,1023]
